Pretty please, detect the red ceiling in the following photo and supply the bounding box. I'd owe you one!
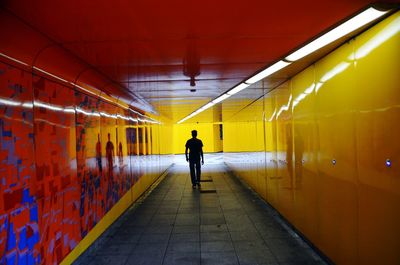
[1,0,396,117]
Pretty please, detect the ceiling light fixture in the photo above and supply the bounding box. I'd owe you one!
[212,94,231,104]
[0,52,29,66]
[176,61,292,123]
[199,102,215,111]
[176,5,392,124]
[285,7,389,62]
[245,61,291,84]
[227,83,250,95]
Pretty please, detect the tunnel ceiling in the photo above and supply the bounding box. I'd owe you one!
[1,0,394,121]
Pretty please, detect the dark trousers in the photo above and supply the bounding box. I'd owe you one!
[189,160,201,185]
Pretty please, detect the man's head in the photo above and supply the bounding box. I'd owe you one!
[191,130,197,138]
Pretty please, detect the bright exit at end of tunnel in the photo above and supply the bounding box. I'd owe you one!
[0,1,399,265]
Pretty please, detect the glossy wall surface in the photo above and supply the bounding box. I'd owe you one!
[0,62,172,264]
[224,12,400,265]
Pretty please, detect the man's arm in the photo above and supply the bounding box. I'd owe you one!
[185,146,189,162]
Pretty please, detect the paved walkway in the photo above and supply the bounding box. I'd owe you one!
[75,162,327,265]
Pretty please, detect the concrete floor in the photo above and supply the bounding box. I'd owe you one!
[75,161,328,265]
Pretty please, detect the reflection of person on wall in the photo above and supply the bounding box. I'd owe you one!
[294,126,304,189]
[106,133,115,173]
[185,130,204,189]
[96,134,102,173]
[118,142,123,165]
[285,123,293,189]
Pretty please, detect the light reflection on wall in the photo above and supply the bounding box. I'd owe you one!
[355,15,400,59]
[0,97,159,123]
[288,17,400,111]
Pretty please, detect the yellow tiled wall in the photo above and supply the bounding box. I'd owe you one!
[223,12,400,265]
[173,122,222,154]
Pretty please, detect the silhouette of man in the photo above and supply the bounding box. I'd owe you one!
[185,130,204,189]
[96,133,102,172]
[106,133,115,172]
[118,142,123,165]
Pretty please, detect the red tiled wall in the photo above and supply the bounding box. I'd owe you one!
[0,61,159,264]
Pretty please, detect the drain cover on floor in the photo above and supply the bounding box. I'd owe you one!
[199,190,217,193]
[200,179,213,182]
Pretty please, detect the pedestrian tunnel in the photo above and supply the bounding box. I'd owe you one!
[0,3,399,265]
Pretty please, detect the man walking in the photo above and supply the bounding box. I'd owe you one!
[185,130,204,189]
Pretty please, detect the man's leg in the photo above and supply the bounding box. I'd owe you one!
[189,161,196,187]
[195,161,201,186]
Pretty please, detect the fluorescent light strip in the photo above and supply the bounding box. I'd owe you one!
[177,100,217,123]
[227,83,250,95]
[33,67,69,84]
[129,109,141,115]
[0,53,29,66]
[74,83,98,97]
[245,61,291,84]
[285,7,388,62]
[116,102,128,109]
[177,62,289,123]
[177,6,391,124]
[199,102,215,111]
[212,94,231,104]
